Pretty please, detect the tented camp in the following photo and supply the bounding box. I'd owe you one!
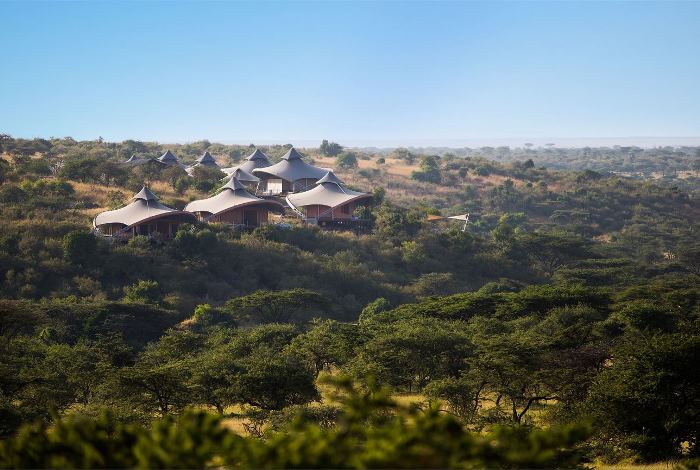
[196,151,218,166]
[222,148,271,176]
[93,187,196,238]
[157,150,181,166]
[239,148,272,173]
[286,171,372,227]
[253,148,329,195]
[185,177,284,227]
[186,151,220,176]
[123,154,158,166]
[225,168,260,191]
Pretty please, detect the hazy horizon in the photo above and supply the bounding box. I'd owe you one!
[6,134,700,150]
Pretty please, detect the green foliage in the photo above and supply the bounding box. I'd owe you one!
[122,280,161,305]
[224,288,327,324]
[62,231,97,266]
[319,140,343,157]
[0,377,590,469]
[586,333,700,462]
[336,151,358,169]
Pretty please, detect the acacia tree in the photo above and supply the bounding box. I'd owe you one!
[585,333,700,461]
[224,289,327,324]
[320,140,343,157]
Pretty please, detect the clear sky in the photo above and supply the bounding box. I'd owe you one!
[2,1,699,147]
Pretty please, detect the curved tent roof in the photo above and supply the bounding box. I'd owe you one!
[286,171,371,209]
[252,147,328,182]
[222,148,271,176]
[94,187,195,229]
[227,167,260,183]
[185,177,283,216]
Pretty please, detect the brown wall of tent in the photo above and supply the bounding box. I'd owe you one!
[99,217,190,238]
[192,206,271,227]
[301,202,359,220]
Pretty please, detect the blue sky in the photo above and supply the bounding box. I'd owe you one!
[2,1,699,147]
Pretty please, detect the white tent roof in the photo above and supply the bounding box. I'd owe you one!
[252,147,328,182]
[286,171,371,209]
[94,187,195,229]
[184,177,283,215]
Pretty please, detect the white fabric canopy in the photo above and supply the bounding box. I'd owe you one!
[94,187,194,228]
[185,177,283,215]
[286,172,371,209]
[252,147,329,182]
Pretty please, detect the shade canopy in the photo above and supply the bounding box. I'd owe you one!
[184,177,284,216]
[286,171,371,209]
[94,187,195,229]
[252,147,328,182]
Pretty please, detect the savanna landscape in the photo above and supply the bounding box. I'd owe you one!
[0,135,699,468]
[2,0,700,468]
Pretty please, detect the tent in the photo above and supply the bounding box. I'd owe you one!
[93,187,195,238]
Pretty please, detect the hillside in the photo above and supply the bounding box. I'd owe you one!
[1,135,699,466]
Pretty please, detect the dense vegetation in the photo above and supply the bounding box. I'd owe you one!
[1,134,699,468]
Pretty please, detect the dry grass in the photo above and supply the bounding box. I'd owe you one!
[596,463,675,470]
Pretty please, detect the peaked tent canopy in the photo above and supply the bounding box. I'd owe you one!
[195,151,218,166]
[286,171,371,210]
[185,177,284,217]
[227,167,260,183]
[158,150,180,165]
[222,148,272,176]
[252,147,329,183]
[133,186,159,201]
[93,186,195,231]
[125,154,138,163]
[316,171,344,185]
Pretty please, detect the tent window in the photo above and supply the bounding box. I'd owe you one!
[341,204,350,214]
[266,179,283,194]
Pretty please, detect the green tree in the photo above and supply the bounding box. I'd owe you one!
[224,289,326,324]
[585,333,700,461]
[319,140,343,157]
[335,151,358,169]
[62,231,97,267]
[122,280,162,305]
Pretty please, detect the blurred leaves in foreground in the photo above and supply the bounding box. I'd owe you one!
[0,377,589,469]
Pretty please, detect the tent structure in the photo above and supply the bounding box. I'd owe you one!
[253,147,329,194]
[426,213,470,231]
[195,151,218,167]
[286,171,372,225]
[222,148,272,176]
[226,167,260,185]
[158,150,181,166]
[448,213,470,231]
[123,154,159,166]
[93,187,196,238]
[186,151,221,176]
[185,176,284,227]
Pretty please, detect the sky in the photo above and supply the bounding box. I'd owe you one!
[2,0,700,147]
